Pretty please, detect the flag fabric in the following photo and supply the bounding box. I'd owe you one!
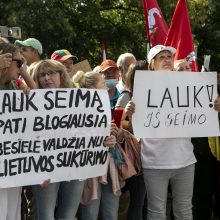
[165,0,198,72]
[101,44,106,62]
[142,0,168,47]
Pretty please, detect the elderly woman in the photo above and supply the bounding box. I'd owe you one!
[125,45,197,220]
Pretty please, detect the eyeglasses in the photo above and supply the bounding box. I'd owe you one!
[12,59,23,68]
[39,70,59,78]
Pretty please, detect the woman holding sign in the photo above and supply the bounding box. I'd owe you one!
[31,59,83,220]
[0,43,35,220]
[31,60,117,220]
[73,70,123,220]
[124,45,197,220]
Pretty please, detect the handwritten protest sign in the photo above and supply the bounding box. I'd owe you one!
[0,88,111,188]
[133,71,220,138]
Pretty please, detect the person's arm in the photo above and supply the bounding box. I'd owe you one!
[110,122,124,144]
[20,56,37,89]
[214,96,220,112]
[124,100,136,132]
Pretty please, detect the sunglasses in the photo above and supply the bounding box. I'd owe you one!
[12,59,23,68]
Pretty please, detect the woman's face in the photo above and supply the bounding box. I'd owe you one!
[95,74,107,90]
[152,51,174,71]
[38,67,61,88]
[6,51,23,82]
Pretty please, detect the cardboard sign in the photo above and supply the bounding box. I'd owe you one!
[72,59,92,76]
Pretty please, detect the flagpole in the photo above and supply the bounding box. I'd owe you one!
[101,43,106,62]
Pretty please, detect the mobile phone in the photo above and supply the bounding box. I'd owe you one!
[112,108,124,128]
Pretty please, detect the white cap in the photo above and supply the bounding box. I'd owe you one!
[147,45,176,63]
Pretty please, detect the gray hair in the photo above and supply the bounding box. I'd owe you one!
[116,52,136,75]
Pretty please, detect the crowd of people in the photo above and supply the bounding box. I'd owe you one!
[0,36,220,220]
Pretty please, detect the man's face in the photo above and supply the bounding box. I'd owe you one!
[102,67,119,80]
[61,58,74,77]
[20,46,36,65]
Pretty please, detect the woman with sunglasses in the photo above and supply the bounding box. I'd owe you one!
[0,42,35,220]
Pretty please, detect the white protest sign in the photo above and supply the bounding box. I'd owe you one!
[0,88,111,188]
[133,71,220,138]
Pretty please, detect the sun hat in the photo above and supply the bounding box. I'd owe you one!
[15,38,43,55]
[99,60,119,72]
[147,45,176,63]
[50,49,78,62]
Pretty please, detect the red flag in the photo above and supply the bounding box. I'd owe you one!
[142,0,168,47]
[165,0,198,72]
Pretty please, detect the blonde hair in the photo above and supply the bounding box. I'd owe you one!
[27,61,39,76]
[73,70,101,88]
[32,59,72,88]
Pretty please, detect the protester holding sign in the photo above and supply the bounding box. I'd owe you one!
[125,45,197,220]
[0,42,34,220]
[73,70,123,220]
[31,59,85,220]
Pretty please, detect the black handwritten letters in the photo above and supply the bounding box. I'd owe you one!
[147,85,214,108]
[0,136,108,178]
[144,84,214,128]
[0,89,110,187]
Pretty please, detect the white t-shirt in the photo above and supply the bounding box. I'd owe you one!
[141,138,196,169]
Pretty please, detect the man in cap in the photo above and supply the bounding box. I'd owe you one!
[99,59,120,108]
[15,38,42,66]
[51,49,78,78]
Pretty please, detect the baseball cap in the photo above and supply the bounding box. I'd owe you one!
[15,38,43,55]
[147,45,176,63]
[99,60,119,72]
[50,49,78,62]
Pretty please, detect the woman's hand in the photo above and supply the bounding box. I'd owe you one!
[103,135,116,148]
[124,100,135,118]
[110,122,120,136]
[110,122,124,143]
[214,96,220,112]
[0,53,12,69]
[19,56,28,77]
[40,179,51,188]
[19,55,37,89]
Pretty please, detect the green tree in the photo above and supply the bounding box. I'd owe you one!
[0,0,220,71]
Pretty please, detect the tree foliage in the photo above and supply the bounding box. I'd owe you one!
[0,0,219,71]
